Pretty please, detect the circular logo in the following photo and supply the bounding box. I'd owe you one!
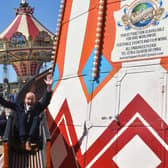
[129,1,156,29]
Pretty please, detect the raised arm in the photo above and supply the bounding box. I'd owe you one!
[44,73,53,92]
[34,74,53,113]
[0,96,17,110]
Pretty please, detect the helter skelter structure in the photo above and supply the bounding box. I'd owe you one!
[0,0,55,83]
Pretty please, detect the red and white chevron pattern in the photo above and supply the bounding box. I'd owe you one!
[49,0,168,167]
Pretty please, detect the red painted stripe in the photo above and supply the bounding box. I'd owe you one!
[26,15,40,39]
[46,142,51,168]
[92,118,165,167]
[4,15,22,40]
[77,0,98,102]
[51,94,168,167]
[84,94,168,165]
[78,0,98,73]
[53,100,82,166]
[161,57,168,72]
[3,143,8,168]
[51,126,60,145]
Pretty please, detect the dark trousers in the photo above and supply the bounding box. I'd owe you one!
[0,119,6,136]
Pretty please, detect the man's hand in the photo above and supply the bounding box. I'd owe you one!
[44,74,53,91]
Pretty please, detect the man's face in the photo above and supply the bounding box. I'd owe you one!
[25,92,36,107]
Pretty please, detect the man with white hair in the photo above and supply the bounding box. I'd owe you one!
[0,74,53,151]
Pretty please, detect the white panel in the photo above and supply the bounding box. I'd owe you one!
[62,0,90,77]
[86,127,112,151]
[69,0,90,18]
[90,75,117,126]
[86,74,118,149]
[17,15,29,39]
[118,64,165,119]
[49,81,67,118]
[113,135,161,168]
[49,77,88,126]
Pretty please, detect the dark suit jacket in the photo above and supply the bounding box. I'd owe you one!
[0,91,52,114]
[0,90,52,141]
[0,113,7,136]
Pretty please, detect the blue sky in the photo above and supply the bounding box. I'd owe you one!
[0,0,60,83]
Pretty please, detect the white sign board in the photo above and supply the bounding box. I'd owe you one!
[111,0,168,62]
